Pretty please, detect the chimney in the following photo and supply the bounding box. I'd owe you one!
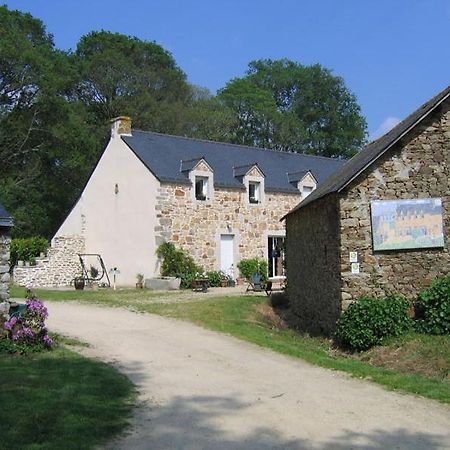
[110,116,132,139]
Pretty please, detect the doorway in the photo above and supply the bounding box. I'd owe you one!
[268,236,285,277]
[220,234,235,276]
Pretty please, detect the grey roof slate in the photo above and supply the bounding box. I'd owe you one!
[122,131,344,193]
[233,163,264,178]
[284,84,450,217]
[0,202,13,227]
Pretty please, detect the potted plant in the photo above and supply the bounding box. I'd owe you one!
[74,276,85,290]
[136,273,144,289]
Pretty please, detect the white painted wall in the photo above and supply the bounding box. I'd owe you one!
[55,133,160,286]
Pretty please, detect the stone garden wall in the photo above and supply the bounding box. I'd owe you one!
[14,235,84,287]
[0,228,11,302]
[155,184,300,273]
[339,99,450,303]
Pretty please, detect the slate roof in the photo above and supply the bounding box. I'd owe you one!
[122,131,344,194]
[284,84,450,217]
[0,202,13,227]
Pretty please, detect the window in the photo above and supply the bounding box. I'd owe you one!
[302,185,314,198]
[195,176,208,201]
[249,182,260,204]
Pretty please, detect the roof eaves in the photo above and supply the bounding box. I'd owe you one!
[337,87,450,194]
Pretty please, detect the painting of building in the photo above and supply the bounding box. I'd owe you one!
[371,198,444,251]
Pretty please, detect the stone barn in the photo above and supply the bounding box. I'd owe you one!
[0,202,13,303]
[284,84,450,335]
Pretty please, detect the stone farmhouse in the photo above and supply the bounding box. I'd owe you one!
[284,84,450,335]
[15,117,343,287]
[0,202,13,303]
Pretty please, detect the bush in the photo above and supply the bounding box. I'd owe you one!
[335,296,412,351]
[10,236,49,268]
[416,275,450,335]
[206,271,224,287]
[237,258,268,282]
[156,242,203,289]
[1,298,54,354]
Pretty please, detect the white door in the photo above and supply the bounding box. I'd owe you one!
[220,235,234,275]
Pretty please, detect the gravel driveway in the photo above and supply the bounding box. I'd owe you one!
[46,302,450,450]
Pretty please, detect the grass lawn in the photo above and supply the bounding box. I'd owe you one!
[11,286,450,405]
[10,285,173,307]
[0,336,135,450]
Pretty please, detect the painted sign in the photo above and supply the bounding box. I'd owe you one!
[371,198,445,251]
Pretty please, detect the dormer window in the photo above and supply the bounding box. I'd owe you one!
[233,163,265,206]
[287,170,317,199]
[181,156,214,203]
[195,176,208,201]
[302,185,314,199]
[249,181,260,204]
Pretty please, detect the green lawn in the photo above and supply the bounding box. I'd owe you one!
[0,336,135,450]
[10,285,172,307]
[11,286,450,405]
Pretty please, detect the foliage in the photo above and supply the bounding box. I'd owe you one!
[205,270,225,287]
[415,275,450,335]
[1,297,53,354]
[0,6,367,239]
[10,236,48,267]
[74,30,191,129]
[335,296,412,351]
[237,258,268,282]
[156,242,203,289]
[136,273,144,283]
[156,242,201,277]
[219,59,367,157]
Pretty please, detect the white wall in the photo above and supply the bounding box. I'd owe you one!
[55,136,160,286]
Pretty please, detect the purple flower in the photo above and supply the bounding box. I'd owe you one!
[4,316,17,331]
[42,334,54,348]
[12,326,35,342]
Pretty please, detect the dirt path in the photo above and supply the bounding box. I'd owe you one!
[46,302,450,450]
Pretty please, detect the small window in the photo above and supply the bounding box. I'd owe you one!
[302,185,314,198]
[195,176,208,201]
[249,182,260,204]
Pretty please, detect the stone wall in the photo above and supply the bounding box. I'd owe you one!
[285,195,342,335]
[339,100,450,302]
[0,227,11,302]
[155,184,300,273]
[14,235,85,287]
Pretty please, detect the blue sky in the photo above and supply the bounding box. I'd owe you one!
[4,0,450,139]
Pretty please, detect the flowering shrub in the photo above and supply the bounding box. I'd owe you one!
[1,298,54,353]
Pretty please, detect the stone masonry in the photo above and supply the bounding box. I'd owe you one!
[286,98,450,335]
[285,195,341,335]
[14,235,85,287]
[340,100,450,304]
[156,184,300,273]
[0,228,11,302]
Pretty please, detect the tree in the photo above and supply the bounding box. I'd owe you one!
[74,31,192,131]
[0,6,102,237]
[219,59,367,157]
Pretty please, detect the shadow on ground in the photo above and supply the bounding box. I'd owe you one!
[106,360,448,450]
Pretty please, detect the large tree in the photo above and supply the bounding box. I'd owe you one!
[218,59,367,157]
[74,31,192,131]
[0,6,102,237]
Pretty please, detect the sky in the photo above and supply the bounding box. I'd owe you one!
[3,0,450,139]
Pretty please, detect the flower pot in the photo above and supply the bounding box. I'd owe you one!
[74,277,85,290]
[220,280,228,287]
[136,282,143,289]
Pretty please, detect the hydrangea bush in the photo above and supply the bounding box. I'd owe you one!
[1,298,54,353]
